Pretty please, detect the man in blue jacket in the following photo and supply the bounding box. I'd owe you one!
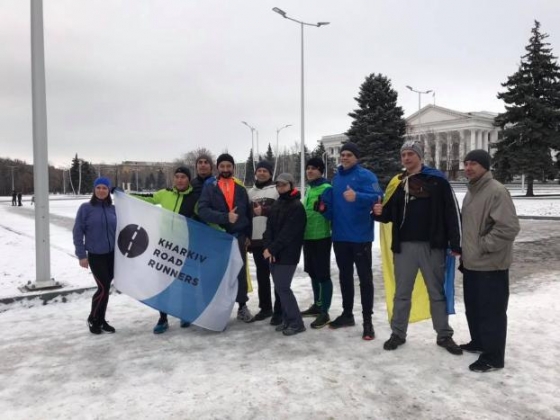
[319,142,383,340]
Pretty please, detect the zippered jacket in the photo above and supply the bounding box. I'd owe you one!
[461,171,519,271]
[321,164,383,243]
[73,200,116,260]
[304,178,331,240]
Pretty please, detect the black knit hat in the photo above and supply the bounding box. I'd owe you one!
[217,153,235,167]
[174,166,191,179]
[340,142,360,159]
[255,160,273,175]
[464,149,491,170]
[306,157,325,174]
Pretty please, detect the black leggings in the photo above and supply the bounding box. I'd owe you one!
[88,252,114,322]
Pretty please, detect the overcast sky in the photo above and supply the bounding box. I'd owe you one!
[1,0,559,168]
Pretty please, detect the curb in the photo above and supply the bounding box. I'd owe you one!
[0,286,96,307]
[518,215,560,220]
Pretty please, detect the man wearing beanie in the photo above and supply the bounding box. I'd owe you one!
[461,149,519,372]
[372,140,463,355]
[191,154,214,195]
[317,142,383,340]
[132,165,200,334]
[198,153,254,323]
[248,161,282,324]
[301,157,333,329]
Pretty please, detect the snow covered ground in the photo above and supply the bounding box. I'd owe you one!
[0,192,559,419]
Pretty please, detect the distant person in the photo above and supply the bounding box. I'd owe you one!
[248,161,282,324]
[372,140,463,355]
[73,177,117,335]
[460,150,520,372]
[198,154,254,323]
[318,142,383,341]
[301,157,333,329]
[30,195,35,205]
[11,190,17,206]
[133,166,201,334]
[191,154,214,195]
[17,192,22,206]
[263,173,307,336]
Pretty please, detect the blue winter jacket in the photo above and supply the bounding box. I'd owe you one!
[73,200,117,259]
[321,164,383,243]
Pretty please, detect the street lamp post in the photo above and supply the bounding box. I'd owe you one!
[272,7,329,194]
[406,85,433,111]
[8,166,16,191]
[274,124,292,179]
[241,121,257,173]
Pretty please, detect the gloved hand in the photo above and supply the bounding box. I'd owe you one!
[313,198,326,213]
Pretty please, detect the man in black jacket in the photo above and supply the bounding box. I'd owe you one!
[191,154,214,195]
[373,140,462,355]
[198,154,254,323]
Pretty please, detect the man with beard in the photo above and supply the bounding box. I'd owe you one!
[191,154,214,195]
[198,153,254,323]
[248,161,282,324]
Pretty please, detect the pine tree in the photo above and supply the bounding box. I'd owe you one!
[265,143,274,164]
[245,148,255,186]
[346,73,406,188]
[494,21,560,196]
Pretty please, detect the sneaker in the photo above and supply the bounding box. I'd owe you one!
[253,309,273,321]
[275,323,288,332]
[300,304,321,317]
[87,317,102,335]
[237,305,254,323]
[362,321,375,341]
[459,341,483,354]
[180,320,191,328]
[437,337,463,355]
[270,313,283,326]
[153,318,169,334]
[469,359,502,373]
[328,314,355,329]
[310,313,330,329]
[283,325,306,336]
[101,321,116,333]
[383,334,406,350]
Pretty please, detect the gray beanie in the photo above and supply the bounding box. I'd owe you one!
[400,140,424,159]
[275,173,295,187]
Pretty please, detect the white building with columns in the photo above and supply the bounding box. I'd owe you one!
[319,104,500,180]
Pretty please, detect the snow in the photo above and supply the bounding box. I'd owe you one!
[0,192,559,419]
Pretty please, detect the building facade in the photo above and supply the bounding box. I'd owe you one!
[319,104,500,180]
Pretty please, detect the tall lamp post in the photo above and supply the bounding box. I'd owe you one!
[274,124,292,179]
[272,7,329,194]
[241,121,257,173]
[406,85,433,111]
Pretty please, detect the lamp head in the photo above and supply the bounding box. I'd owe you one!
[406,85,413,91]
[272,7,287,17]
[317,22,330,27]
[426,90,433,94]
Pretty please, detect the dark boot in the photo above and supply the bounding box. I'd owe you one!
[88,316,102,335]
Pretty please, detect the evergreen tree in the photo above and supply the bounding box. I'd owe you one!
[346,73,406,188]
[264,143,274,163]
[494,21,560,196]
[145,173,156,190]
[245,148,255,186]
[156,169,166,189]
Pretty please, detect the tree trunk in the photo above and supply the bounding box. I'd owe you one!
[526,176,535,197]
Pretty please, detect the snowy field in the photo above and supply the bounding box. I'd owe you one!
[0,191,559,419]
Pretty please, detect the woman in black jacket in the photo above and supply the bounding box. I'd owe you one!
[263,173,307,336]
